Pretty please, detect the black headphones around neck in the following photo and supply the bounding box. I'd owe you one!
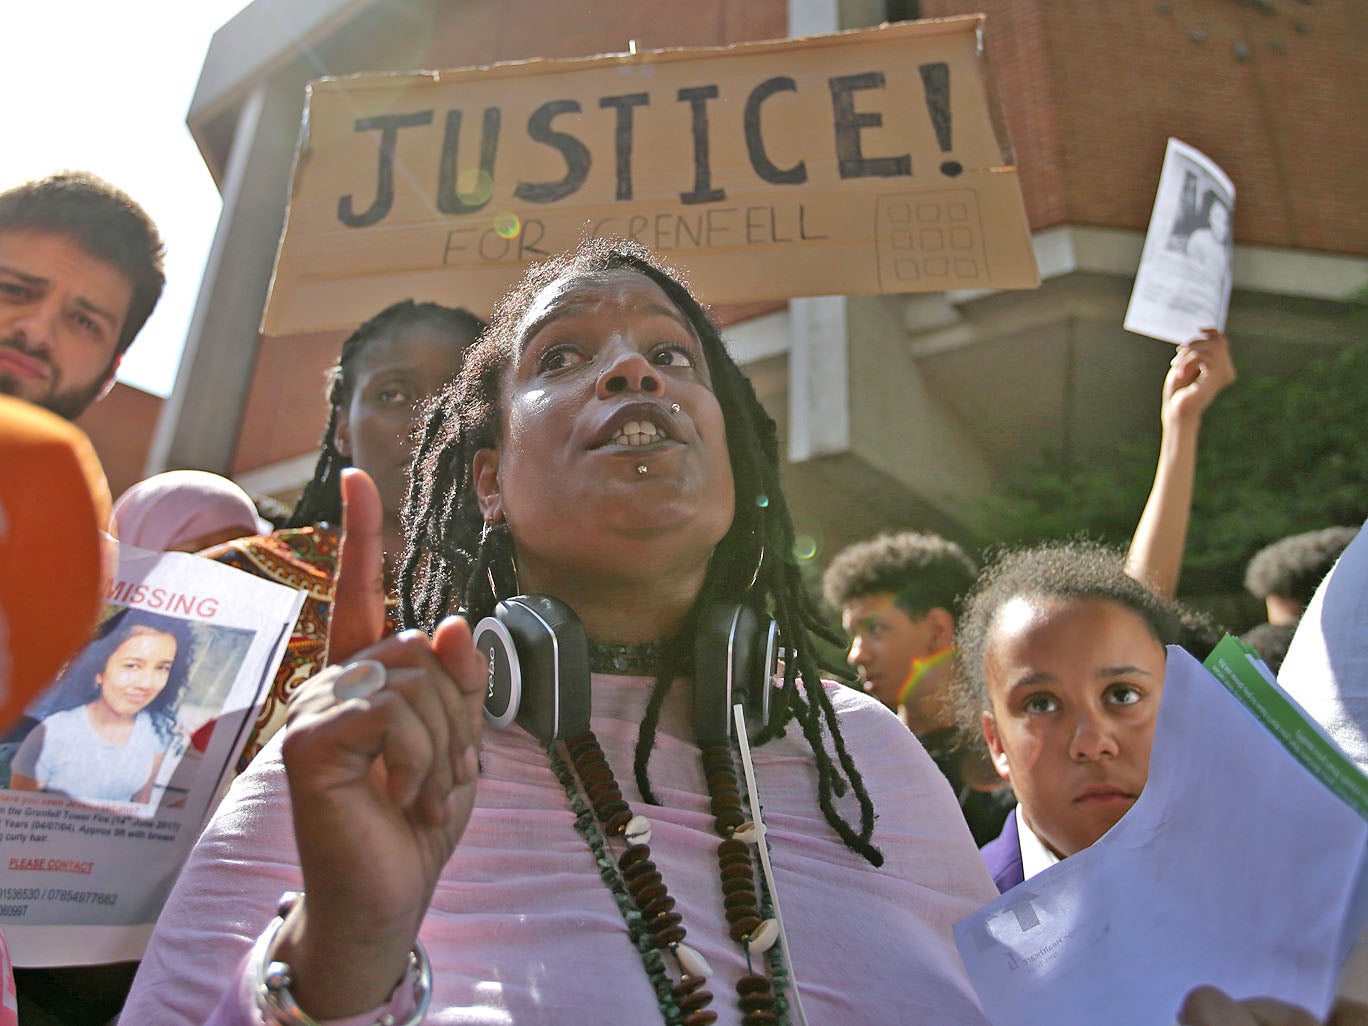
[474,595,779,744]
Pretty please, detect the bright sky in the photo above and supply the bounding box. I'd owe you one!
[2,1,256,397]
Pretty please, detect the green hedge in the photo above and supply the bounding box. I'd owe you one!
[968,338,1368,601]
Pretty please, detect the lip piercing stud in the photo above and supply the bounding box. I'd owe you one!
[636,464,648,475]
[670,403,681,414]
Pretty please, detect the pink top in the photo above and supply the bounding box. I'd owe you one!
[122,674,996,1024]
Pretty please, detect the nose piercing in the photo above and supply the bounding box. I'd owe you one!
[670,403,681,414]
[636,464,648,475]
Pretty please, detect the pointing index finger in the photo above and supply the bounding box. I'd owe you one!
[326,468,389,666]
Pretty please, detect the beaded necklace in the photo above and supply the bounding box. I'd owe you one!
[547,729,790,1026]
[587,638,668,676]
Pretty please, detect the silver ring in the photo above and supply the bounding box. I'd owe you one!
[330,659,388,703]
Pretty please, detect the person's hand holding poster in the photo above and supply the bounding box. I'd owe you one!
[0,543,303,967]
[1124,138,1235,345]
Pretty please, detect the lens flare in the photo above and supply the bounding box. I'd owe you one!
[755,494,770,508]
[456,168,494,206]
[493,212,521,239]
[793,535,818,561]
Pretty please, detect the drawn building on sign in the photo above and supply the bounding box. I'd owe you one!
[876,190,986,289]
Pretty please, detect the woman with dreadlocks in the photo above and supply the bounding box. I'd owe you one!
[124,240,995,1025]
[204,299,484,768]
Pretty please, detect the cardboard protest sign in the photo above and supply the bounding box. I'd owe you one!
[264,16,1038,335]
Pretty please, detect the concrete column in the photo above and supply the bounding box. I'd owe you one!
[787,0,839,36]
[145,75,308,475]
[787,297,851,460]
[784,0,879,464]
[845,294,991,507]
[787,0,845,464]
[788,0,885,35]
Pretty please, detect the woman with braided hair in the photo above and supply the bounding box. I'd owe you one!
[205,299,484,768]
[124,239,995,1025]
[401,243,886,856]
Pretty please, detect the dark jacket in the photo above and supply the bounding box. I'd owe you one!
[979,809,1025,894]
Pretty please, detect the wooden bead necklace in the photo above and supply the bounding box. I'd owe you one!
[546,730,790,1026]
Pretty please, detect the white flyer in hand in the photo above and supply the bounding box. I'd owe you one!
[1124,138,1235,345]
[0,543,304,966]
[953,646,1368,1025]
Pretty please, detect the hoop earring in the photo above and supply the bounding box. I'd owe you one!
[746,506,767,591]
[482,519,500,600]
[482,518,520,599]
[746,537,765,591]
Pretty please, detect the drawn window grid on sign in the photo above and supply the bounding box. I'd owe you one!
[875,189,986,290]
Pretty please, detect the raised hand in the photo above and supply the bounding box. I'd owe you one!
[271,468,486,1019]
[1126,330,1237,600]
[1164,328,1237,429]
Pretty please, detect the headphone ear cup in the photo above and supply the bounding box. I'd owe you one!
[693,604,777,744]
[483,595,592,741]
[694,605,742,745]
[757,618,780,727]
[474,615,522,729]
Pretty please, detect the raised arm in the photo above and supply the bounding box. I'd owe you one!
[1125,329,1236,602]
[266,468,487,1019]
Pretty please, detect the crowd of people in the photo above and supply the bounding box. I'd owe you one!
[0,165,1363,1026]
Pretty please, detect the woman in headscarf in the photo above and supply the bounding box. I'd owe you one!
[110,470,268,553]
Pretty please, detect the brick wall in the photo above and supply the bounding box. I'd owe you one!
[425,0,787,67]
[921,0,1367,255]
[75,382,162,500]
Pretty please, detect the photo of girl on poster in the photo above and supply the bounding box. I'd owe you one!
[7,609,195,805]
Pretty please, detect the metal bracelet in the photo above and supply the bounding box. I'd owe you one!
[250,891,433,1026]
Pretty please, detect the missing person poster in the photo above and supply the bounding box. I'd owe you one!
[263,15,1039,335]
[1124,138,1235,345]
[0,544,303,966]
